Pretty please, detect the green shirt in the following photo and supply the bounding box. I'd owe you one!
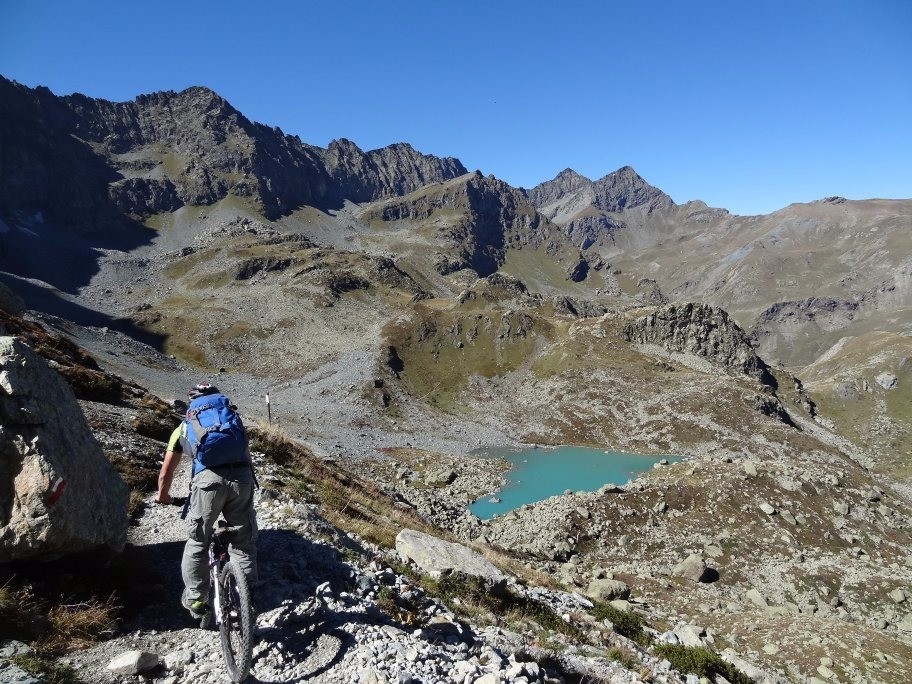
[166,424,187,453]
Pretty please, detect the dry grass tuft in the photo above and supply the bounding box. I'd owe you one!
[0,580,119,656]
[39,597,119,653]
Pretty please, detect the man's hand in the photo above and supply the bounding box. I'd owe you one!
[155,491,172,505]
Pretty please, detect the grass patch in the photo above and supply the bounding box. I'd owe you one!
[104,448,159,493]
[130,411,174,442]
[653,644,752,684]
[38,597,118,653]
[250,422,433,549]
[384,307,545,412]
[0,548,165,657]
[10,654,83,684]
[0,575,119,656]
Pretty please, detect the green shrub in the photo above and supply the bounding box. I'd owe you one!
[429,573,589,642]
[591,600,649,645]
[653,644,752,684]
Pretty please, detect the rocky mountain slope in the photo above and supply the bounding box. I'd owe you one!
[0,76,466,227]
[1,77,911,682]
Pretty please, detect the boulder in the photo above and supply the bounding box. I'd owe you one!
[671,553,716,583]
[745,588,769,607]
[898,613,912,633]
[0,337,128,562]
[107,650,162,675]
[673,623,706,648]
[395,528,507,591]
[759,502,777,515]
[875,373,897,390]
[586,578,630,601]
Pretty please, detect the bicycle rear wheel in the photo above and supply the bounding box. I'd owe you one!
[218,560,253,683]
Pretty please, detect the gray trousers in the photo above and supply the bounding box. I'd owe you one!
[181,466,258,606]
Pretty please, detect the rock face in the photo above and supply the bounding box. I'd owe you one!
[622,303,776,387]
[0,337,128,562]
[323,138,467,205]
[395,528,506,590]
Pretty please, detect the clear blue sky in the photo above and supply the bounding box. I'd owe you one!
[1,0,910,215]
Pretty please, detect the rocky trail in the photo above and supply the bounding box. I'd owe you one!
[28,450,675,684]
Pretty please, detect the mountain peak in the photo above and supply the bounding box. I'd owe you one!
[592,166,673,213]
[327,137,363,153]
[554,168,591,183]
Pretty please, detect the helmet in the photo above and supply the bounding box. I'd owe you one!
[188,383,219,399]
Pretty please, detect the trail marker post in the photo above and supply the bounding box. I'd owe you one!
[266,392,271,424]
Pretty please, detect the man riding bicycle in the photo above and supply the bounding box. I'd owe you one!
[155,383,258,619]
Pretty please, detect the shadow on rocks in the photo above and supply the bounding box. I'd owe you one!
[255,529,354,612]
[248,529,370,682]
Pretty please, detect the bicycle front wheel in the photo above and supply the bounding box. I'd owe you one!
[218,560,253,683]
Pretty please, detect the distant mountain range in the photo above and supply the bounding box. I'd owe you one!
[1,75,910,463]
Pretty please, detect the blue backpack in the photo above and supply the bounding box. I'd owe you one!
[185,393,248,476]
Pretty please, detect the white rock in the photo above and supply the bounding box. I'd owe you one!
[106,650,162,675]
[875,373,897,390]
[745,588,768,607]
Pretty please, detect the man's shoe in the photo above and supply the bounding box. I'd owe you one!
[188,599,209,618]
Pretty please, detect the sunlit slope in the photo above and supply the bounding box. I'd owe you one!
[600,198,912,330]
[130,226,422,374]
[798,331,912,475]
[384,285,813,455]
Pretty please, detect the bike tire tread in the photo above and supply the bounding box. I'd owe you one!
[218,560,253,683]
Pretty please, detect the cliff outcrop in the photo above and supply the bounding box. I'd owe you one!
[622,302,776,387]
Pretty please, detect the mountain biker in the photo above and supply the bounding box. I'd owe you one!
[155,383,258,619]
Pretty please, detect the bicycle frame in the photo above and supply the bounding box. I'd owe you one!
[208,527,235,627]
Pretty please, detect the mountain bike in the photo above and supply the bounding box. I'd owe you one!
[200,520,254,683]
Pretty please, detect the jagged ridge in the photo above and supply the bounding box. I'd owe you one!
[0,77,468,223]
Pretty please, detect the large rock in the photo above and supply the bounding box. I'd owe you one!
[106,650,162,675]
[586,578,630,601]
[0,337,128,562]
[395,528,507,591]
[671,553,717,583]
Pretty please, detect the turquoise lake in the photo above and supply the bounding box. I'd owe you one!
[468,446,680,520]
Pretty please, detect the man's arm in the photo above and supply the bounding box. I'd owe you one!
[155,449,182,504]
[155,425,185,504]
